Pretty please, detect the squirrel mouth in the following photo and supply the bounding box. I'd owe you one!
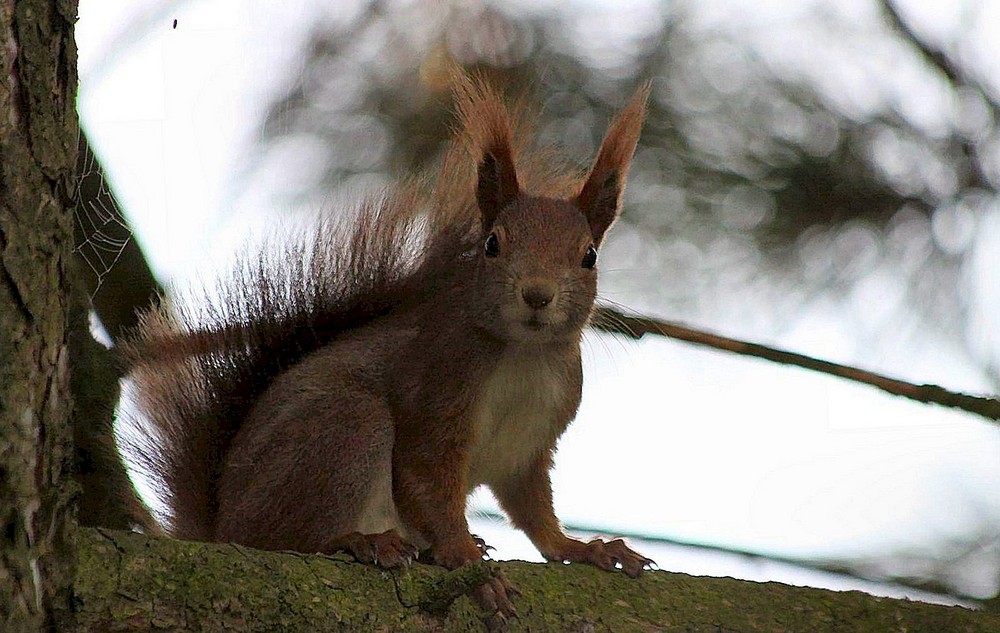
[522,318,549,331]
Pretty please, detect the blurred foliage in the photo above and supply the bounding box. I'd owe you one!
[253,0,999,383]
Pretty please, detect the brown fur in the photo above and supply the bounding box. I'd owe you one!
[122,74,651,617]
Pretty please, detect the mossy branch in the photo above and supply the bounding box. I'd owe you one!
[72,528,999,632]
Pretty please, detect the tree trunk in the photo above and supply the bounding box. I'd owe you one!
[0,0,80,630]
[75,528,1000,632]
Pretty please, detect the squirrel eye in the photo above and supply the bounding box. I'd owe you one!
[484,231,500,258]
[581,244,598,269]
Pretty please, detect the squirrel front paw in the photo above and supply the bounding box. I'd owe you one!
[544,537,654,578]
[428,535,486,569]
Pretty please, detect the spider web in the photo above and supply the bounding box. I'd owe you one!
[73,132,134,298]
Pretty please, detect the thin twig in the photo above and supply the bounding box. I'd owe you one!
[590,305,1000,423]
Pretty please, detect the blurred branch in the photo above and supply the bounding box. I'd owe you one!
[879,1,966,90]
[880,0,996,192]
[592,305,1000,423]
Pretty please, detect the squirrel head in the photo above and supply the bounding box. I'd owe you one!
[465,80,651,345]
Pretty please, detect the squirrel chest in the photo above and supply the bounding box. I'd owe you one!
[466,351,578,487]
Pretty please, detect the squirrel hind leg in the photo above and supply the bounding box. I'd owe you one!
[214,370,406,554]
[327,529,420,568]
[320,449,427,566]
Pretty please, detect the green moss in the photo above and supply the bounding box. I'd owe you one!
[74,529,1000,633]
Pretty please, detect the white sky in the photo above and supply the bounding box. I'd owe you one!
[76,0,1000,601]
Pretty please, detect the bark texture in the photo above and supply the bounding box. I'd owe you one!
[0,0,79,630]
[76,528,998,632]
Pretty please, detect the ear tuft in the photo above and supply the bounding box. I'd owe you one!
[452,71,521,228]
[576,81,651,246]
[477,146,519,229]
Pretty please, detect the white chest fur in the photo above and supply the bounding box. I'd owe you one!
[467,352,573,488]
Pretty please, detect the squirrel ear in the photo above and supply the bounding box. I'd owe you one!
[576,81,651,246]
[477,145,519,229]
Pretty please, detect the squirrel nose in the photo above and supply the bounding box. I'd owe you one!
[521,282,557,309]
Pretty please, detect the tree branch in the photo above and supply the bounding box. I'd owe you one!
[74,528,1000,632]
[591,305,1000,423]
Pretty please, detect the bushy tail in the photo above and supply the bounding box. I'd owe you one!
[120,184,478,539]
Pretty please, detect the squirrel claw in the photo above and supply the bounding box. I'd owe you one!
[472,534,497,557]
[335,529,418,569]
[430,537,487,569]
[482,610,510,633]
[594,537,652,578]
[546,537,653,578]
[475,572,518,631]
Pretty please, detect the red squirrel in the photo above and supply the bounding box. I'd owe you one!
[123,73,652,621]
